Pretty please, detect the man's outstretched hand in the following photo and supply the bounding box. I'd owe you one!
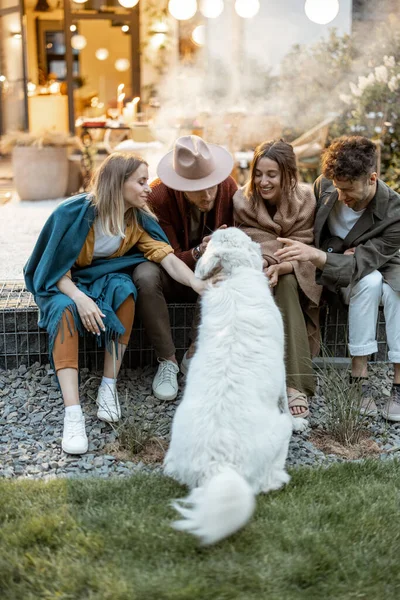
[274,238,327,269]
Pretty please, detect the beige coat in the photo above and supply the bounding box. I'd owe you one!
[233,183,322,355]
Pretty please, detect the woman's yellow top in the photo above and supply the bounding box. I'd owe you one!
[75,218,173,267]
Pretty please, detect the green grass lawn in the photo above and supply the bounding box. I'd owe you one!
[1,461,399,600]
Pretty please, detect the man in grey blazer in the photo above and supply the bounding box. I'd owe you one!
[275,136,400,422]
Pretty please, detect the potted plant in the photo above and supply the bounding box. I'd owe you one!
[0,131,80,201]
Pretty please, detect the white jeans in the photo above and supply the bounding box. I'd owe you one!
[342,270,400,363]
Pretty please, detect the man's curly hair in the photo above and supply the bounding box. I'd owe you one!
[322,136,377,181]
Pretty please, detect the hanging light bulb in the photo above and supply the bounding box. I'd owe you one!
[71,34,87,50]
[115,58,130,72]
[168,0,197,21]
[118,0,139,8]
[70,25,77,32]
[121,25,130,33]
[200,0,224,19]
[95,48,109,61]
[304,0,339,25]
[72,0,89,4]
[191,25,205,46]
[235,0,259,19]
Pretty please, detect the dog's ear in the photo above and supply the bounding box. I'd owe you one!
[195,248,222,280]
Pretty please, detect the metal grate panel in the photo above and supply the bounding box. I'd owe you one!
[320,304,388,362]
[0,281,195,370]
[0,282,389,369]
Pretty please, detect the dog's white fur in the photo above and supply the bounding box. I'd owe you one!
[163,227,307,545]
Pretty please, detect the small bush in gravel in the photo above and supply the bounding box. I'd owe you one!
[316,359,369,446]
[109,391,168,461]
[116,414,165,457]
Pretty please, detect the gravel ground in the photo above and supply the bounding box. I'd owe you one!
[1,362,399,481]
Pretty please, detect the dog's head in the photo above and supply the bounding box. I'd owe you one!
[195,227,263,279]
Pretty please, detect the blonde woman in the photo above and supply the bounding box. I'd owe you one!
[25,153,207,455]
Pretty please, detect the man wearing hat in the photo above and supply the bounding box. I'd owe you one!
[132,135,237,401]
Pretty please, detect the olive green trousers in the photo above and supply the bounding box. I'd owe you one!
[274,274,315,396]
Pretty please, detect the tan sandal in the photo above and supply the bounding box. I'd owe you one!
[287,391,310,419]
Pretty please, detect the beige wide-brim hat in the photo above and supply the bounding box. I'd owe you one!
[157,135,234,191]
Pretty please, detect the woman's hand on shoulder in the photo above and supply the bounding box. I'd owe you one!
[72,291,106,335]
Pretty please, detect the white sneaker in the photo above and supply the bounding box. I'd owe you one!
[152,359,179,401]
[96,384,121,423]
[180,351,192,376]
[62,412,88,455]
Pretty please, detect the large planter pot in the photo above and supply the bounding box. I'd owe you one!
[12,146,69,201]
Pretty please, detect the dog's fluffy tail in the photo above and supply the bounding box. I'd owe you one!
[171,467,256,545]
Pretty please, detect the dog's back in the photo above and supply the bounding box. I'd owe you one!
[164,267,289,489]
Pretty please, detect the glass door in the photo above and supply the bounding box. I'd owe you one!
[64,1,140,133]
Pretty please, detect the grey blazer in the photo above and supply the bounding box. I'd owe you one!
[313,176,400,292]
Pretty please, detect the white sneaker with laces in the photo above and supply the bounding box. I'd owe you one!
[62,412,88,455]
[180,351,192,376]
[96,384,121,423]
[152,359,179,401]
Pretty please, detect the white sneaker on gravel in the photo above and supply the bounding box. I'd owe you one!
[180,351,192,376]
[62,412,88,455]
[152,359,179,401]
[96,384,121,423]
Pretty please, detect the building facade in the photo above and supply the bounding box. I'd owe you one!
[0,0,179,137]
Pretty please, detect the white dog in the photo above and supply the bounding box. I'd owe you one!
[163,227,307,545]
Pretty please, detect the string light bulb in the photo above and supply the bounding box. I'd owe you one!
[235,0,259,19]
[168,0,197,21]
[118,0,139,8]
[304,0,340,25]
[200,0,224,19]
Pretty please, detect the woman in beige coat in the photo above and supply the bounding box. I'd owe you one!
[233,140,321,417]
